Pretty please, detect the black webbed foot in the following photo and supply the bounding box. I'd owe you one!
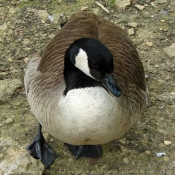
[64,143,102,159]
[26,124,58,168]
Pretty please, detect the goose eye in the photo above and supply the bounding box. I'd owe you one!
[90,62,98,68]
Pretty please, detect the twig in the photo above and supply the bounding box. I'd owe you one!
[95,1,109,14]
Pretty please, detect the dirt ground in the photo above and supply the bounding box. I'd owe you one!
[0,0,175,174]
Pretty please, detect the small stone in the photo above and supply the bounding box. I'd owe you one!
[155,65,159,68]
[156,0,167,4]
[163,43,175,58]
[0,147,44,174]
[49,138,54,142]
[146,42,153,47]
[163,156,169,161]
[123,157,129,164]
[9,7,16,14]
[160,19,165,22]
[48,15,54,22]
[164,140,171,146]
[24,57,30,63]
[128,28,135,35]
[145,150,151,155]
[7,58,14,63]
[4,118,14,124]
[0,23,7,30]
[115,0,131,10]
[134,4,145,10]
[57,0,62,4]
[23,38,30,45]
[37,10,49,20]
[0,79,23,102]
[144,0,151,3]
[160,10,169,15]
[128,22,137,28]
[81,6,88,11]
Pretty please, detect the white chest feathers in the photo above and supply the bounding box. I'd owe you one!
[47,86,128,145]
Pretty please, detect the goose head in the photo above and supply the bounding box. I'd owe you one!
[64,38,121,97]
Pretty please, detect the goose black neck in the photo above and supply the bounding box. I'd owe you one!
[63,44,102,96]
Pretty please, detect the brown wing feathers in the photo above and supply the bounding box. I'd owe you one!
[37,12,146,98]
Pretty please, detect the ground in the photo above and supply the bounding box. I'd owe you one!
[0,0,175,174]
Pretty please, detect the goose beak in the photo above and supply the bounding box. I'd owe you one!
[102,74,121,97]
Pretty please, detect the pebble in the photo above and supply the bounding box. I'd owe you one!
[37,10,50,20]
[4,118,14,124]
[48,15,54,22]
[160,10,169,15]
[0,79,23,102]
[0,23,7,30]
[146,42,153,47]
[7,58,14,63]
[163,43,175,58]
[123,157,129,164]
[164,140,171,146]
[81,6,88,11]
[57,0,62,4]
[156,0,167,4]
[128,28,135,35]
[115,0,131,10]
[134,4,145,10]
[0,147,44,174]
[145,150,151,155]
[24,57,31,63]
[128,22,137,28]
[23,38,30,45]
[163,156,169,161]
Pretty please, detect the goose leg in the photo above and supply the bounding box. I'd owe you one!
[26,123,58,168]
[64,143,102,159]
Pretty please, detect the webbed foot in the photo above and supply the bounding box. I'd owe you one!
[64,143,102,159]
[26,124,58,168]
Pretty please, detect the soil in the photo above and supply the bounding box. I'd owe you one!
[0,0,175,174]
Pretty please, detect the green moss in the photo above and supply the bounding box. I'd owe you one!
[108,0,116,8]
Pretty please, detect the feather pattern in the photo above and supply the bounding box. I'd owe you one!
[24,12,147,145]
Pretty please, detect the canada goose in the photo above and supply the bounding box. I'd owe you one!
[24,12,147,168]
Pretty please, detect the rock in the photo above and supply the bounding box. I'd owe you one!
[81,6,88,11]
[23,38,30,45]
[128,22,137,28]
[134,4,145,10]
[144,0,151,3]
[145,150,151,155]
[128,28,135,35]
[163,156,169,161]
[24,57,31,63]
[123,157,129,164]
[160,10,169,15]
[156,0,167,4]
[115,0,131,10]
[157,92,175,105]
[0,23,7,30]
[146,42,153,47]
[7,57,14,63]
[9,7,16,14]
[37,10,49,20]
[4,117,14,124]
[164,140,171,146]
[57,0,62,4]
[0,79,23,102]
[163,43,175,58]
[0,147,44,175]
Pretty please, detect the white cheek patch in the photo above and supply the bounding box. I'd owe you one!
[75,48,94,79]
